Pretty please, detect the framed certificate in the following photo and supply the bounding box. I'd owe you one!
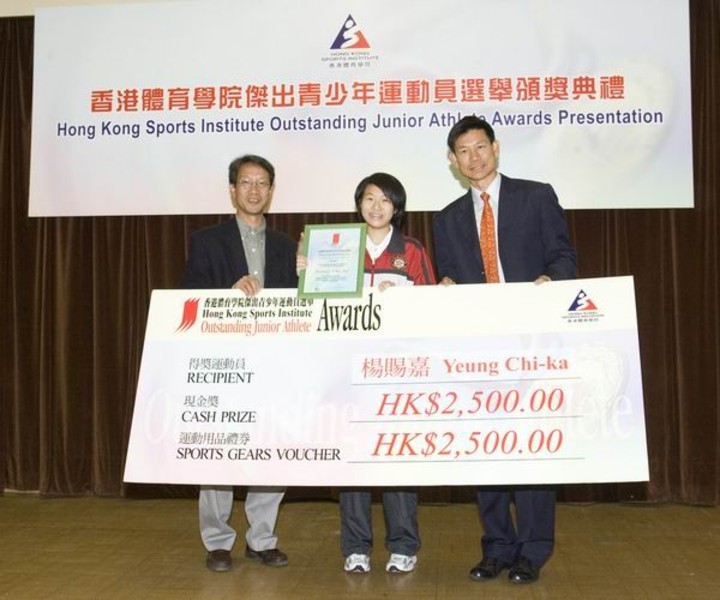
[298,223,367,298]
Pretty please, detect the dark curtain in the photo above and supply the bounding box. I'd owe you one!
[2,0,718,504]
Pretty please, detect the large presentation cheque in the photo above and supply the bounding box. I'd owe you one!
[124,277,648,486]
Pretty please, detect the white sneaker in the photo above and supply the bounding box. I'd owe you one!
[386,553,417,573]
[344,553,371,573]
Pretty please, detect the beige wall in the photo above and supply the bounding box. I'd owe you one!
[2,0,175,18]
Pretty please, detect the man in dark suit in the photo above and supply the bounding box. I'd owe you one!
[182,154,297,572]
[433,116,577,584]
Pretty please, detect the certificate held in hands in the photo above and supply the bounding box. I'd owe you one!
[298,223,367,298]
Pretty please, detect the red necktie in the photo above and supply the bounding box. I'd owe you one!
[479,192,500,283]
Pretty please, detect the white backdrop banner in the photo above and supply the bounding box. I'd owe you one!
[30,0,693,216]
[123,277,649,486]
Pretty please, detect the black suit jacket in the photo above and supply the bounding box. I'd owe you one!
[181,218,298,289]
[433,175,576,283]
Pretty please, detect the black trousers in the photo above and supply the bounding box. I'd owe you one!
[477,486,555,568]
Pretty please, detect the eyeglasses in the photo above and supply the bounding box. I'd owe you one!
[236,179,271,191]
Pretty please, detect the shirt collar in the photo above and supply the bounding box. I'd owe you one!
[366,226,394,261]
[236,215,266,236]
[471,173,502,213]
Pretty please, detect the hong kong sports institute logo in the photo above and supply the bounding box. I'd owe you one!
[568,290,598,312]
[176,298,199,332]
[322,14,379,69]
[563,290,603,324]
[330,14,371,49]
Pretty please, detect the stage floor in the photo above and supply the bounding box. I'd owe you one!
[0,494,718,599]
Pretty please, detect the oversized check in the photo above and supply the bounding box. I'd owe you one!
[124,277,648,486]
